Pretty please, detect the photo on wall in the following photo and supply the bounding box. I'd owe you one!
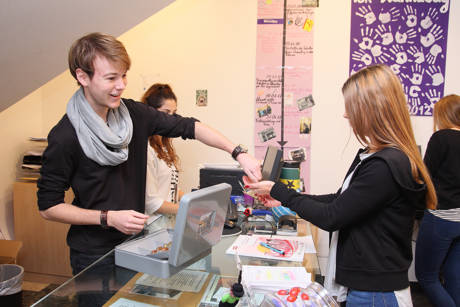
[289,147,307,162]
[196,89,208,107]
[299,117,311,134]
[296,94,315,111]
[257,104,272,118]
[258,127,277,142]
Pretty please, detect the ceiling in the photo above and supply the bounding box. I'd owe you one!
[0,0,175,112]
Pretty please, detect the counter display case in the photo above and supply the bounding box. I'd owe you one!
[31,215,320,307]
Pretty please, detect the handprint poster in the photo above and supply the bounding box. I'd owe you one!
[255,0,314,191]
[350,0,451,116]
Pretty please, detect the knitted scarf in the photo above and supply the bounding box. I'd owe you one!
[66,88,133,166]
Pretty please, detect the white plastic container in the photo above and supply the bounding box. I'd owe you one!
[259,282,338,307]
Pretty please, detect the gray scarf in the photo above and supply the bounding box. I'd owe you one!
[66,88,133,166]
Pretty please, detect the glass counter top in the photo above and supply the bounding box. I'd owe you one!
[31,216,319,307]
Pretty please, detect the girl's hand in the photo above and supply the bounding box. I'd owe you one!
[256,194,282,207]
[242,175,274,194]
[242,176,281,207]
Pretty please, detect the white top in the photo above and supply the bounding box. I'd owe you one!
[429,208,460,222]
[325,152,372,302]
[145,145,179,222]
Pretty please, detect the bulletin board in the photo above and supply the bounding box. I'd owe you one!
[254,0,316,192]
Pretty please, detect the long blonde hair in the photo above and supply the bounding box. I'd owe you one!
[433,94,460,131]
[342,64,437,209]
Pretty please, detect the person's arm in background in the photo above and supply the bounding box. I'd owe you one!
[194,122,262,182]
[178,189,185,201]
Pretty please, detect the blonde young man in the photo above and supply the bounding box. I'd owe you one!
[37,32,261,274]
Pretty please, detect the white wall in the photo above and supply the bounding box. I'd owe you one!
[0,0,459,267]
[0,91,44,239]
[121,0,259,194]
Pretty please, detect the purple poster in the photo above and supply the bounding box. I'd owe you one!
[349,0,451,116]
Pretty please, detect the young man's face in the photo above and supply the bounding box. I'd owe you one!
[76,55,127,120]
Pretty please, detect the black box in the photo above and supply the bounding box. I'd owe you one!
[199,167,245,195]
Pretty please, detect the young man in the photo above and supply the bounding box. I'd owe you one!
[37,32,261,274]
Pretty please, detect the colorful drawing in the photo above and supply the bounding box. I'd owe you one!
[349,1,451,116]
[226,234,307,262]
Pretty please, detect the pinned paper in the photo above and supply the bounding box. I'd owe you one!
[284,92,294,106]
[196,89,208,106]
[303,18,314,32]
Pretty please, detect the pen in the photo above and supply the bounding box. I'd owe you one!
[260,242,285,255]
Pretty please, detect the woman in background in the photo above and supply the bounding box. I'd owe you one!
[415,94,460,307]
[141,84,184,224]
[244,64,437,306]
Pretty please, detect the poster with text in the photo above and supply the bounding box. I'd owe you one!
[255,0,314,192]
[350,0,451,116]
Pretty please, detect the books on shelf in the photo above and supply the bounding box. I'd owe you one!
[16,137,47,182]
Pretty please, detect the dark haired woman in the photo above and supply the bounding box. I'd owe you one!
[141,84,183,223]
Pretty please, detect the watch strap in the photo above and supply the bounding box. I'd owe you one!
[100,210,109,229]
[232,144,248,160]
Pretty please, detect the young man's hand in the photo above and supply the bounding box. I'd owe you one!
[107,210,149,235]
[237,153,262,182]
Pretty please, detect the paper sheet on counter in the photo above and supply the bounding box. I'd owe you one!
[135,269,209,293]
[226,234,308,262]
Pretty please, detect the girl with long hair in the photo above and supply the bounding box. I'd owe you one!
[141,84,183,222]
[415,94,460,307]
[244,64,436,306]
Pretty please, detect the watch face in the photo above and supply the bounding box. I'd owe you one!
[232,145,247,160]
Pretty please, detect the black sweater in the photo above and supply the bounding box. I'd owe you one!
[270,147,426,291]
[37,98,197,254]
[424,129,460,210]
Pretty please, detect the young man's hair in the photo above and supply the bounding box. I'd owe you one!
[141,84,180,169]
[433,94,460,131]
[342,64,437,209]
[68,32,131,85]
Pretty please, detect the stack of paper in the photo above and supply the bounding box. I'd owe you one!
[226,234,308,262]
[242,265,311,292]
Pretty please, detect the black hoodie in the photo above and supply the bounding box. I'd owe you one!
[271,147,426,291]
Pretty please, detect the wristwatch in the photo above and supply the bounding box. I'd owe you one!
[231,144,248,160]
[100,210,109,229]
